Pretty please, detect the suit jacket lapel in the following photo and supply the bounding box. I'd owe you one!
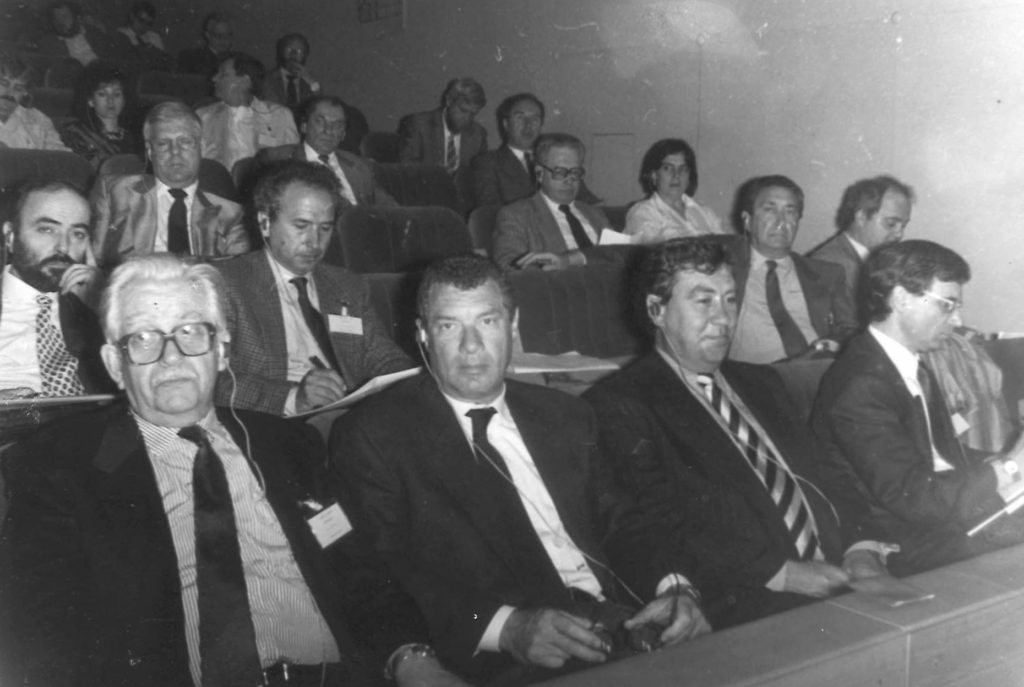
[531,193,569,254]
[793,254,831,338]
[250,252,291,373]
[130,176,158,258]
[191,189,223,256]
[312,265,356,387]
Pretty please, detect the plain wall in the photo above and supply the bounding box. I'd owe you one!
[62,0,1024,331]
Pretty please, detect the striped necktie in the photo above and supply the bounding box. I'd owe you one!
[696,373,821,561]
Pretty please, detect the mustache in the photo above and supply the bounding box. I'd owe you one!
[39,254,76,271]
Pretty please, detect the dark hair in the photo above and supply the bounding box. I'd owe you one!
[252,159,340,221]
[0,52,32,87]
[442,77,486,109]
[201,12,227,35]
[275,33,310,66]
[129,1,155,20]
[495,92,544,141]
[47,1,80,19]
[732,174,804,231]
[834,175,915,232]
[640,237,733,305]
[296,93,347,128]
[10,179,88,234]
[417,254,514,320]
[864,239,970,322]
[533,132,584,166]
[72,61,129,123]
[639,138,698,197]
[218,52,264,95]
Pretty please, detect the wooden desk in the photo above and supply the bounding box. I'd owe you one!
[542,543,1024,687]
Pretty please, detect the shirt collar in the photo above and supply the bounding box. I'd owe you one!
[843,233,870,260]
[540,190,575,213]
[750,246,793,270]
[134,407,219,444]
[869,325,921,381]
[3,264,50,298]
[655,343,720,392]
[304,141,332,163]
[264,248,313,286]
[441,385,512,425]
[156,178,199,200]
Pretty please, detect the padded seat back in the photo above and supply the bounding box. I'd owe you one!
[371,163,460,212]
[328,205,472,273]
[136,70,211,106]
[0,148,94,194]
[467,203,501,255]
[97,153,145,177]
[360,131,399,163]
[28,86,73,121]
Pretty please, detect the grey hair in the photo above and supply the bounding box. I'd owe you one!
[101,254,227,342]
[143,100,201,142]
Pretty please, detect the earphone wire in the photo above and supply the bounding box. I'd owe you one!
[225,356,265,492]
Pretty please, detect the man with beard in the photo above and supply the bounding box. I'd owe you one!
[0,53,69,150]
[0,180,109,396]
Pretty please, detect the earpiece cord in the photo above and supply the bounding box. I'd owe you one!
[225,358,265,492]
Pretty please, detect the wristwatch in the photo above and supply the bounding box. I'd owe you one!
[384,643,437,681]
[1003,459,1022,483]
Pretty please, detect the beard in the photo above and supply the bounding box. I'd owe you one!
[10,247,76,293]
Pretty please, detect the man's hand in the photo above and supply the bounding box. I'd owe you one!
[783,560,850,598]
[624,589,711,646]
[59,245,101,307]
[295,368,346,413]
[514,252,570,271]
[498,608,609,668]
[842,549,887,581]
[394,653,473,687]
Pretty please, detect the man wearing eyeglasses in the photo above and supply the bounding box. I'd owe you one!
[812,240,1024,576]
[90,100,248,268]
[492,132,611,271]
[0,254,468,687]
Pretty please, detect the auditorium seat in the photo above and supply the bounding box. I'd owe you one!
[0,148,94,198]
[602,204,630,231]
[371,163,461,212]
[326,205,472,273]
[42,58,83,88]
[97,152,145,177]
[95,155,237,202]
[360,131,399,163]
[136,70,212,106]
[28,86,73,121]
[467,203,501,255]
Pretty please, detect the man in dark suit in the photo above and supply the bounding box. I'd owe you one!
[216,160,412,416]
[585,238,889,629]
[728,175,857,363]
[469,92,600,211]
[0,254,466,687]
[177,11,232,77]
[258,94,397,207]
[330,254,709,684]
[34,1,117,65]
[492,133,611,270]
[812,240,1024,576]
[808,175,914,298]
[90,100,248,268]
[0,180,110,395]
[398,77,487,172]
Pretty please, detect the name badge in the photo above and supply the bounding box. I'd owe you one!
[951,412,971,436]
[329,314,363,336]
[307,503,352,548]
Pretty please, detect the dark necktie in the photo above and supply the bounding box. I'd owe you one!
[35,294,84,397]
[765,259,808,358]
[317,153,331,167]
[916,360,960,466]
[286,74,299,106]
[290,276,341,373]
[558,204,593,249]
[179,425,263,686]
[167,188,190,254]
[466,407,511,479]
[445,134,458,174]
[696,374,821,561]
[523,151,534,173]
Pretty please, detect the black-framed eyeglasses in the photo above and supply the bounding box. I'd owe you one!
[539,164,585,181]
[116,322,217,365]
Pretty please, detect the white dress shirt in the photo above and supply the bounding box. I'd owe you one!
[154,180,199,253]
[264,251,332,416]
[539,192,599,249]
[0,266,61,392]
[730,250,819,364]
[305,142,357,205]
[0,106,70,151]
[140,410,339,686]
[442,120,461,170]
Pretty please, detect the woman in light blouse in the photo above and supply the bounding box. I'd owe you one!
[625,138,726,244]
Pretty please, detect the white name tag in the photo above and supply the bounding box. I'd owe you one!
[951,412,971,436]
[307,503,352,548]
[328,314,363,335]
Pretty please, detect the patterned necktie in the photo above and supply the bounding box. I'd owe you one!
[290,277,341,373]
[765,259,808,358]
[445,134,458,174]
[558,204,593,249]
[286,74,299,106]
[696,374,822,561]
[167,187,190,254]
[35,294,84,397]
[179,425,263,687]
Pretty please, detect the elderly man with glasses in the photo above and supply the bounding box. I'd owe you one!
[0,254,467,687]
[492,132,612,271]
